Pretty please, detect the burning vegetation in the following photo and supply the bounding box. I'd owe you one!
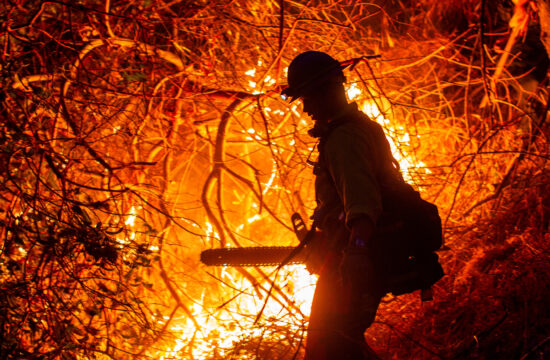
[1,0,549,359]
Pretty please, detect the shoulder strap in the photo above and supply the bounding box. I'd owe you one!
[316,112,407,199]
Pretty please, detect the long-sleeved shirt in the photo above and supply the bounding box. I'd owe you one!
[314,102,402,230]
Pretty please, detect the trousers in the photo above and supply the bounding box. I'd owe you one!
[304,253,384,360]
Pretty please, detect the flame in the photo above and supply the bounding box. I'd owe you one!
[161,265,317,359]
[204,221,219,244]
[247,214,261,223]
[124,206,137,226]
[350,87,428,181]
[158,75,428,359]
[346,82,362,101]
[262,160,277,195]
[362,102,427,180]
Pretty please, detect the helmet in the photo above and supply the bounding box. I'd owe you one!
[281,51,347,102]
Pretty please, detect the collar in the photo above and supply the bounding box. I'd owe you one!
[308,102,359,138]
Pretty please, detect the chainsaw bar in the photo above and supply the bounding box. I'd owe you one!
[201,213,310,267]
[200,246,307,267]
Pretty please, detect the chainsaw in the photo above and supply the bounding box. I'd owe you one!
[200,213,442,301]
[200,213,312,267]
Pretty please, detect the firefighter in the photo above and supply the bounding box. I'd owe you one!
[281,51,403,359]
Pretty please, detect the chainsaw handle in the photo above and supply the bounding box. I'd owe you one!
[291,212,308,241]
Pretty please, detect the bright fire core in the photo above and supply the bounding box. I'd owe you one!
[162,265,317,359]
[159,74,424,359]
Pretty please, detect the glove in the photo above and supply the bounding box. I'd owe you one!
[302,230,333,275]
[340,241,373,289]
[340,216,376,286]
[348,216,374,248]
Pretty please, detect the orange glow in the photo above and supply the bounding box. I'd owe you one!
[161,265,317,359]
[346,85,427,182]
[6,2,547,359]
[155,76,427,359]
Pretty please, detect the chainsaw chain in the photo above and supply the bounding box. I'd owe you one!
[200,246,307,267]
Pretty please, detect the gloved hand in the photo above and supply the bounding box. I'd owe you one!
[303,230,334,275]
[340,216,376,288]
[340,243,373,289]
[348,216,374,248]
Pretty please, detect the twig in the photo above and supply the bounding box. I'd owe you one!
[520,335,550,360]
[375,320,447,359]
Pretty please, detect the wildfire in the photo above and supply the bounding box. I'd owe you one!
[161,265,317,359]
[347,84,427,181]
[124,206,137,226]
[158,72,427,359]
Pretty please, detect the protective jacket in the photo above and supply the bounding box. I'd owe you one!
[313,102,403,232]
[305,102,443,360]
[306,102,396,360]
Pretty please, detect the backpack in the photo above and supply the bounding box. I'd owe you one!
[376,180,445,296]
[318,113,444,297]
